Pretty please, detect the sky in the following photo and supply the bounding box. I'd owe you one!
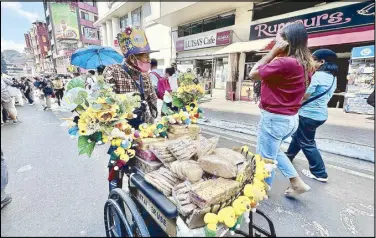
[1,1,45,53]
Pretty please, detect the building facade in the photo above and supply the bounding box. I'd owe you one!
[24,21,52,75]
[94,1,173,69]
[94,1,374,106]
[43,0,100,74]
[153,1,253,92]
[231,0,375,103]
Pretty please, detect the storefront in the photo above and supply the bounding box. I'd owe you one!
[344,45,374,114]
[219,1,375,102]
[175,30,233,91]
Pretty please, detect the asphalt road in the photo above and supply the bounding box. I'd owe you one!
[1,104,374,237]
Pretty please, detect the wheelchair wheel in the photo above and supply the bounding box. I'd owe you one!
[106,188,150,237]
[104,198,131,237]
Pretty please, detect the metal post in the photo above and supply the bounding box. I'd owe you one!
[211,58,215,98]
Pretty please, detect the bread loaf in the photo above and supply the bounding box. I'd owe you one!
[170,160,203,183]
[167,136,197,161]
[198,155,237,179]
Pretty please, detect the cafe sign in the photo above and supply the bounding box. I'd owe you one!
[176,30,232,51]
[250,1,375,40]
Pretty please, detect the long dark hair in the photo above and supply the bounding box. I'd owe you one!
[280,22,315,87]
[312,49,338,77]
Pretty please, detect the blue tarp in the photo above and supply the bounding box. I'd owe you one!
[351,45,374,59]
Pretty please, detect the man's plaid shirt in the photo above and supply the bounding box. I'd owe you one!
[103,63,158,122]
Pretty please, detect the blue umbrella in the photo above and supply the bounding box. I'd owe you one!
[70,45,123,69]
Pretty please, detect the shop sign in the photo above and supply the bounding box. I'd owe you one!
[250,1,375,40]
[50,2,80,41]
[176,30,232,51]
[83,27,98,41]
[351,45,374,59]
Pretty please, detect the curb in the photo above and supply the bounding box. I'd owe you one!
[198,118,375,163]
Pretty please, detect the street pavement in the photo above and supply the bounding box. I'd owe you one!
[1,102,374,237]
[199,89,375,162]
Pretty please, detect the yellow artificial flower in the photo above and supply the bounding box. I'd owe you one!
[96,97,106,104]
[97,110,116,122]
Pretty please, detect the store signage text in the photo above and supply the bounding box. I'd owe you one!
[250,1,375,40]
[176,30,232,51]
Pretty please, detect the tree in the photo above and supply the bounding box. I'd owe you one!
[1,52,7,74]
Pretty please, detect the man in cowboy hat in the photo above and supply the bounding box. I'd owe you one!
[103,26,158,128]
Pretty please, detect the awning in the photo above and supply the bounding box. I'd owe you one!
[351,45,374,59]
[308,27,375,48]
[213,38,273,55]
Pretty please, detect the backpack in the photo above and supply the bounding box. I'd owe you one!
[150,71,172,100]
[54,79,63,89]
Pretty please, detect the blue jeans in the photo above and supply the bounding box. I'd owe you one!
[286,116,328,179]
[256,110,299,186]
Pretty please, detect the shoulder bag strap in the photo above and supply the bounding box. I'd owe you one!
[150,71,162,81]
[302,75,335,107]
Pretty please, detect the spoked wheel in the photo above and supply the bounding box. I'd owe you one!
[104,188,150,237]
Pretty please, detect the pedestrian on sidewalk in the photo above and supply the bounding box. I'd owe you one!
[1,149,12,209]
[149,59,167,118]
[166,67,178,92]
[253,79,261,104]
[249,22,314,196]
[1,76,21,125]
[85,70,96,90]
[39,76,53,111]
[96,65,105,82]
[366,90,375,120]
[52,76,65,106]
[286,49,338,182]
[23,79,34,105]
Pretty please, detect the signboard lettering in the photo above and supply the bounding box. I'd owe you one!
[136,190,176,237]
[250,1,375,40]
[176,30,232,51]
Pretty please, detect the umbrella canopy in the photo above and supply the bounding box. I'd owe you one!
[71,45,123,69]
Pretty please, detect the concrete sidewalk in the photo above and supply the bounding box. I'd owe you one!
[199,89,375,162]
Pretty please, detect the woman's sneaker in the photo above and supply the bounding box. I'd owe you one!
[302,169,328,182]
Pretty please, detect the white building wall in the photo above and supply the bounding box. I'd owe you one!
[96,2,172,69]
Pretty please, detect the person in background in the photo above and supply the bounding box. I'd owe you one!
[39,76,53,111]
[1,76,20,125]
[149,58,164,90]
[96,65,106,82]
[165,67,178,92]
[253,79,261,104]
[23,78,34,105]
[52,76,65,106]
[86,70,96,90]
[1,149,11,209]
[249,22,314,197]
[171,62,180,87]
[285,49,337,183]
[366,90,375,120]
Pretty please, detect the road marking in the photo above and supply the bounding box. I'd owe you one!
[340,203,374,235]
[202,130,374,180]
[17,165,32,173]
